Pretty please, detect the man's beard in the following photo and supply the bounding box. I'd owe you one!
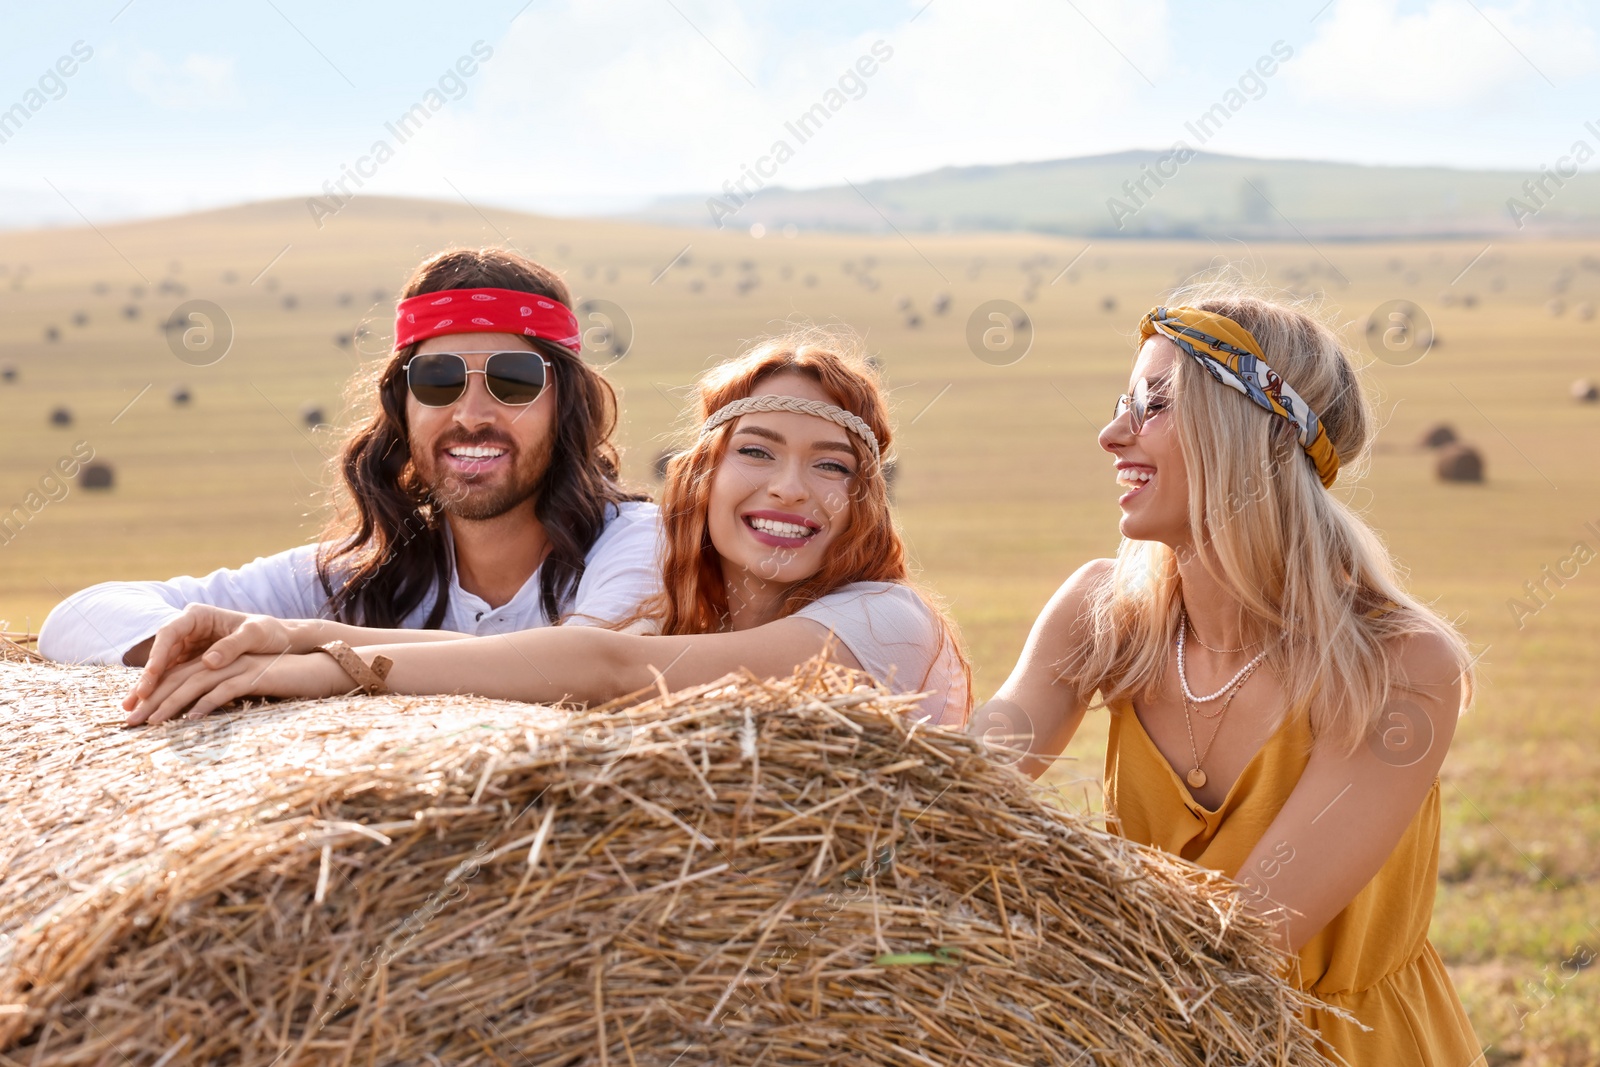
[413,432,555,522]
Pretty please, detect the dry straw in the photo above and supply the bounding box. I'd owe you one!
[0,657,1339,1065]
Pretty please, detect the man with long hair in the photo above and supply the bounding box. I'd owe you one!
[41,248,659,669]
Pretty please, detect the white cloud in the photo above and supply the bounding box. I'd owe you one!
[126,51,241,111]
[1288,0,1594,109]
[418,0,1167,205]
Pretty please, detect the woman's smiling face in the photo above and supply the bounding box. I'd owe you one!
[706,371,858,597]
[1098,336,1191,546]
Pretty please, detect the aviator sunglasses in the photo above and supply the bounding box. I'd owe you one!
[1113,376,1169,435]
[402,350,552,408]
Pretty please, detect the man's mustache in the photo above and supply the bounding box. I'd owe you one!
[434,432,516,454]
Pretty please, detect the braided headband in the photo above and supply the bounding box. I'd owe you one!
[1139,306,1341,488]
[395,287,582,352]
[700,394,881,465]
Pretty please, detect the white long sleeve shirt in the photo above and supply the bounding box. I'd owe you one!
[39,501,662,665]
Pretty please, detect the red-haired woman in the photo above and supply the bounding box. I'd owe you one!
[126,330,970,728]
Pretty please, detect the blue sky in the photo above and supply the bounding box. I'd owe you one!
[1,0,1596,226]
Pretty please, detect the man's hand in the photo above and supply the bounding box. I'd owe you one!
[125,651,348,726]
[123,606,313,713]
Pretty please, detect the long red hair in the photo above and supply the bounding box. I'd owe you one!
[640,330,970,711]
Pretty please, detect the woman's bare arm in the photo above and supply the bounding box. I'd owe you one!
[1230,629,1465,952]
[973,559,1112,778]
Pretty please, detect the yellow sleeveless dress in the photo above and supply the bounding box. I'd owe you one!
[1104,697,1481,1066]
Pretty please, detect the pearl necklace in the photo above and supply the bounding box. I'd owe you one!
[1176,608,1273,703]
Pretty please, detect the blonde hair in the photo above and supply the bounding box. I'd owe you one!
[1060,276,1475,754]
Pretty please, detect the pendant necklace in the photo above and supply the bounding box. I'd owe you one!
[1180,674,1252,789]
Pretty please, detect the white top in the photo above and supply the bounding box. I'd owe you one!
[791,581,968,727]
[38,501,662,665]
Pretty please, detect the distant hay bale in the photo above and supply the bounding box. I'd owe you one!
[1419,422,1458,449]
[689,279,705,293]
[803,274,817,287]
[48,406,72,427]
[1436,444,1484,483]
[301,404,327,429]
[43,326,59,343]
[282,294,298,311]
[78,461,114,489]
[1,365,14,383]
[334,332,353,349]
[70,310,88,327]
[0,661,1338,1066]
[1573,379,1599,403]
[337,291,353,307]
[894,294,912,311]
[932,292,951,314]
[904,313,922,328]
[171,386,192,406]
[1102,295,1117,312]
[122,304,139,320]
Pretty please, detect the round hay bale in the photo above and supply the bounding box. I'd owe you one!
[1572,378,1599,402]
[1419,422,1457,449]
[1436,444,1484,483]
[1101,295,1117,312]
[43,326,59,343]
[282,294,298,311]
[171,386,192,406]
[48,406,72,427]
[122,304,139,320]
[904,313,922,328]
[77,461,114,489]
[0,663,1336,1066]
[301,404,327,429]
[1,364,15,383]
[932,292,951,315]
[70,310,89,327]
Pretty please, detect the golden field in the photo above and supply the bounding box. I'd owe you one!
[0,198,1596,1063]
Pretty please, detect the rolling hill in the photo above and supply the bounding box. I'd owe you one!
[633,150,1600,240]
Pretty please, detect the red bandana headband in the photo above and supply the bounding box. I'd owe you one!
[394,287,582,352]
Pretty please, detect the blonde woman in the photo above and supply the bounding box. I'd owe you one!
[981,284,1480,1063]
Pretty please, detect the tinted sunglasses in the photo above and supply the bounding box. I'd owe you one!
[1113,376,1169,435]
[402,351,551,408]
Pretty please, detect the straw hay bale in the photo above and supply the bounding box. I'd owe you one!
[1436,444,1484,483]
[0,660,1338,1066]
[1419,422,1457,449]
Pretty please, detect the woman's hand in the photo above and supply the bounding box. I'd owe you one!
[123,606,319,713]
[125,651,349,726]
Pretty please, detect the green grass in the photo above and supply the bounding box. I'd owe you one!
[2,198,1598,1062]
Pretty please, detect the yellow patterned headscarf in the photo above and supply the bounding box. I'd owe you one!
[1138,306,1341,488]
